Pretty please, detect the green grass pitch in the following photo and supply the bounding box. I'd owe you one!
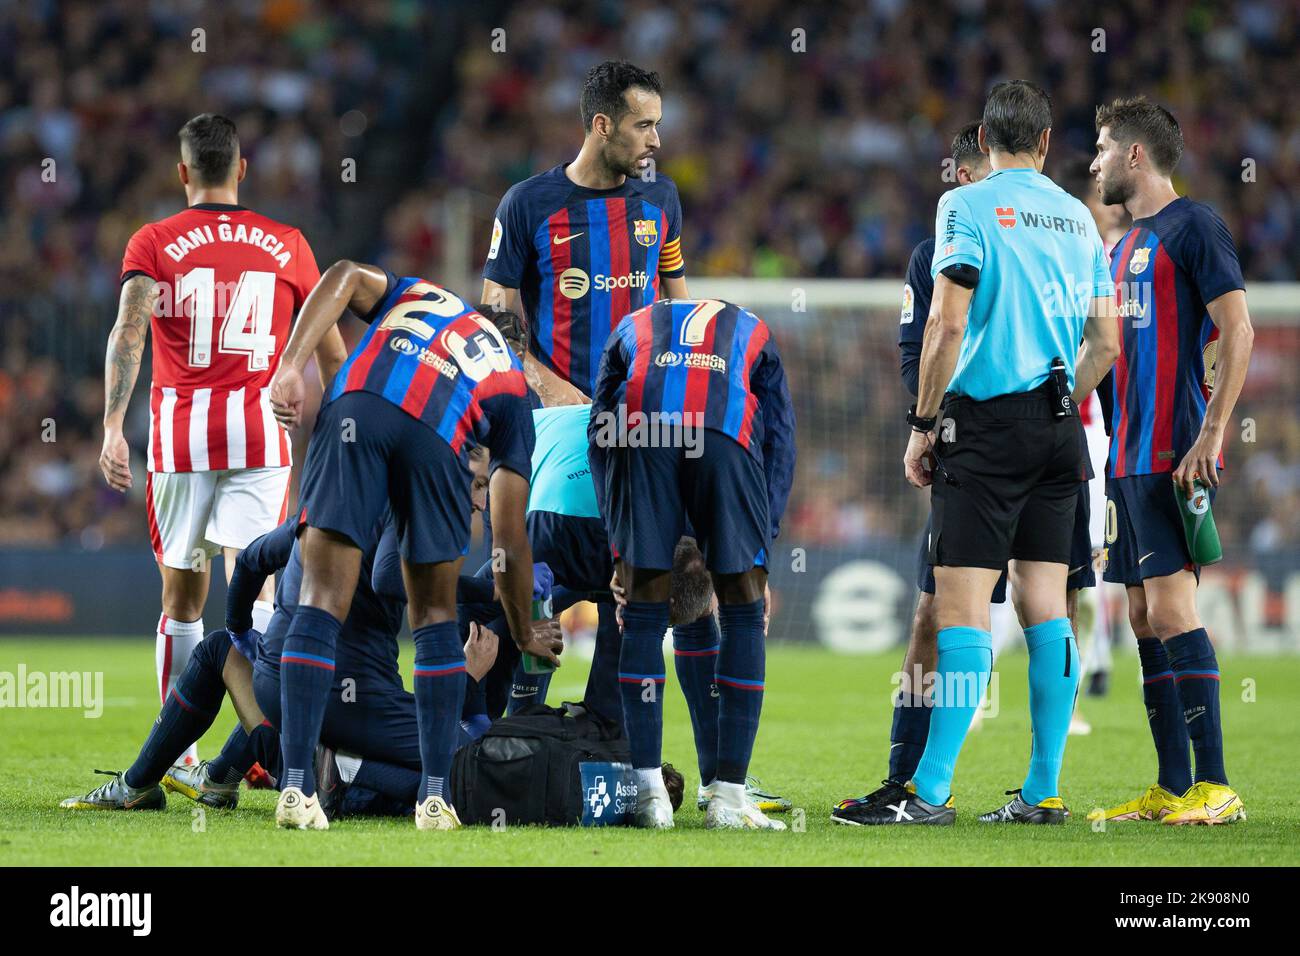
[1,637,1295,866]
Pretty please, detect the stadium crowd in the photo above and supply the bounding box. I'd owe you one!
[2,0,1299,567]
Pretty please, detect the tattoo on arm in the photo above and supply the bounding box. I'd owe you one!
[105,277,154,421]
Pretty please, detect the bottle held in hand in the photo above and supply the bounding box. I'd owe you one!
[1175,477,1223,566]
[522,595,556,675]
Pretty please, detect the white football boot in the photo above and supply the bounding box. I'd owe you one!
[275,786,329,830]
[705,781,787,830]
[633,767,675,829]
[415,795,462,830]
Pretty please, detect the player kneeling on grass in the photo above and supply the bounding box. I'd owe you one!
[56,504,505,817]
[54,623,495,816]
[267,262,558,831]
[471,309,793,817]
[589,298,796,831]
[58,626,271,812]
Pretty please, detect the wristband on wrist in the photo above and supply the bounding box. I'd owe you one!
[906,405,937,431]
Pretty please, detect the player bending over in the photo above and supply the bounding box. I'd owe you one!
[589,298,796,830]
[451,315,794,816]
[267,263,559,830]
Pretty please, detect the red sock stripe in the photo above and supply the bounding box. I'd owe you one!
[159,629,172,703]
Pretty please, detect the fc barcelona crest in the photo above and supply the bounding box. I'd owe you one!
[1128,246,1151,274]
[633,219,658,248]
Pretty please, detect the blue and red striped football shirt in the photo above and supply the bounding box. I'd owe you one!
[483,164,685,398]
[328,273,533,478]
[1106,198,1244,479]
[588,298,797,540]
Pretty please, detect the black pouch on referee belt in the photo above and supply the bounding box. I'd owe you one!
[449,702,637,826]
[1047,356,1074,419]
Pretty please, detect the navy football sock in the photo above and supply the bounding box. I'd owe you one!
[618,601,670,770]
[583,602,624,724]
[208,719,279,784]
[278,606,340,797]
[351,759,421,805]
[248,721,280,781]
[1137,636,1193,794]
[673,613,721,784]
[888,691,932,784]
[1166,628,1227,786]
[412,621,467,803]
[206,724,253,786]
[715,600,765,785]
[506,656,553,715]
[125,630,229,788]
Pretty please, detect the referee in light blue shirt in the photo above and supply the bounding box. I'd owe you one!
[871,81,1118,827]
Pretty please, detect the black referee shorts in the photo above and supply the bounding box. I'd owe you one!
[928,383,1083,571]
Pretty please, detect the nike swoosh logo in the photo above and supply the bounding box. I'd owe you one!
[510,691,535,699]
[1208,798,1236,815]
[1068,565,1085,575]
[1187,711,1205,723]
[890,743,903,750]
[1138,552,1156,564]
[553,233,584,245]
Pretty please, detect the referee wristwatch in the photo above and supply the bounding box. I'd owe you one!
[906,404,937,432]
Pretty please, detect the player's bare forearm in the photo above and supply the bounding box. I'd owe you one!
[103,276,155,427]
[1072,295,1120,403]
[915,275,971,418]
[524,353,588,407]
[661,274,689,299]
[281,260,387,372]
[1200,290,1254,436]
[313,325,348,384]
[480,279,519,315]
[1170,291,1253,491]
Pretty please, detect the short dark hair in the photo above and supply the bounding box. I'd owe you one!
[178,113,239,186]
[661,762,684,812]
[478,304,528,358]
[951,121,983,168]
[580,60,663,132]
[982,80,1052,155]
[1095,96,1184,174]
[669,537,713,625]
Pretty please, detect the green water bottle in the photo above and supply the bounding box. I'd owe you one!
[521,595,555,675]
[1174,478,1223,566]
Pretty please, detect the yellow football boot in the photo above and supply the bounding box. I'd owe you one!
[1161,781,1245,825]
[1086,783,1184,823]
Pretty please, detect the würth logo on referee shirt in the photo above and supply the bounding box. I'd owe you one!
[995,207,1016,228]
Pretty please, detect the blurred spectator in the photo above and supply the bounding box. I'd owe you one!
[2,0,1298,561]
[422,0,1300,283]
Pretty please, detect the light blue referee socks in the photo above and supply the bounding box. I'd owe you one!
[911,626,993,806]
[1021,617,1081,805]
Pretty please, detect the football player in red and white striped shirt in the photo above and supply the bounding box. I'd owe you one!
[100,114,344,764]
